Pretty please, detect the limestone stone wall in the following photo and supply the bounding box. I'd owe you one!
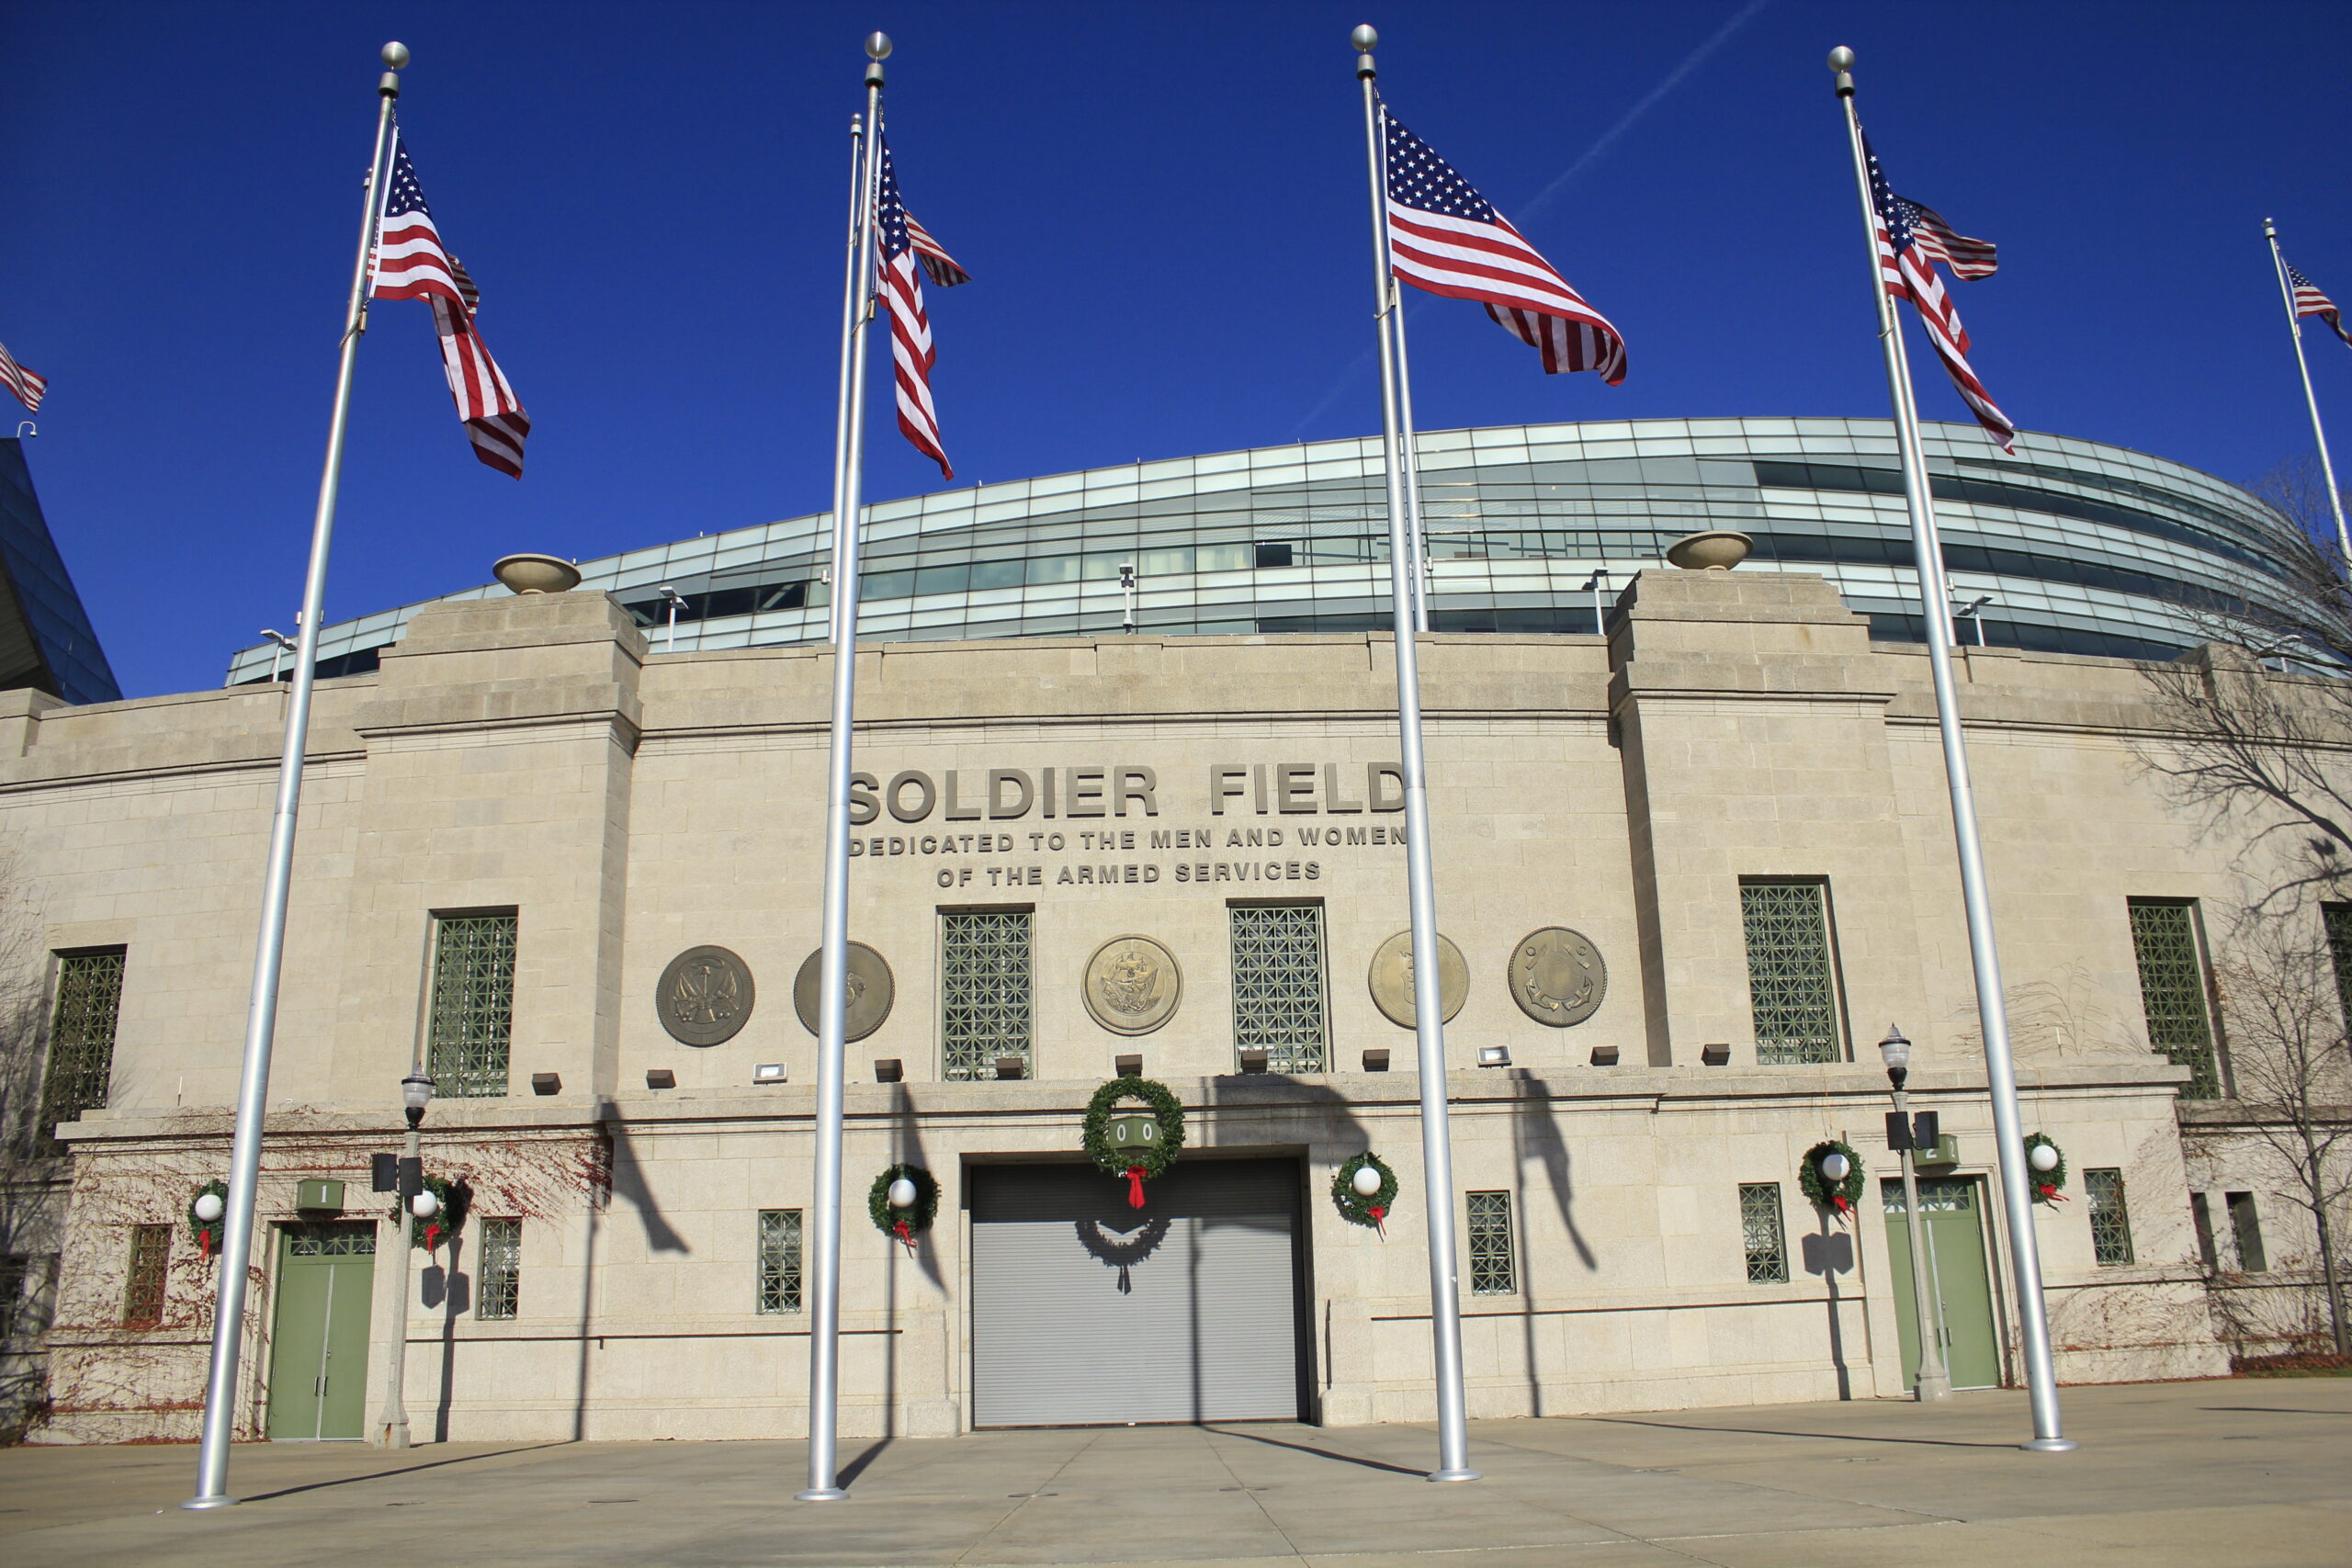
[15,566,2313,1443]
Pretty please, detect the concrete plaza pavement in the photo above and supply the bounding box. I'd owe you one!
[2,1379,2347,1567]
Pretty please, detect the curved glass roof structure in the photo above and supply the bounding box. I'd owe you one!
[225,416,2303,685]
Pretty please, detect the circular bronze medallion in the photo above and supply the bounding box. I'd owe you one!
[1510,927,1606,1026]
[1367,931,1468,1028]
[792,942,896,1041]
[1083,935,1182,1035]
[656,945,755,1047]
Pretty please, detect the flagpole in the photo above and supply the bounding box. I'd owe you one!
[1390,296,1432,632]
[2264,219,2352,569]
[830,113,869,647]
[183,41,406,1511]
[1377,105,1430,633]
[799,30,888,1505]
[1355,25,1477,1483]
[1828,47,2073,1454]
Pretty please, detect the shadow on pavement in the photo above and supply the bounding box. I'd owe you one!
[236,1443,571,1503]
[1204,1425,1428,1477]
[838,1438,894,1486]
[1590,1416,2015,1450]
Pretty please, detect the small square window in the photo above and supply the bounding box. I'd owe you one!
[2085,1169,2134,1266]
[1739,1183,1789,1283]
[1466,1191,1517,1295]
[2225,1191,2267,1272]
[758,1210,803,1314]
[123,1224,170,1326]
[476,1219,521,1320]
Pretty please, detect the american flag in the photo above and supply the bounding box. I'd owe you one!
[2284,254,2352,348]
[371,135,531,478]
[873,130,967,479]
[0,339,43,413]
[1863,130,2014,451]
[1381,104,1624,383]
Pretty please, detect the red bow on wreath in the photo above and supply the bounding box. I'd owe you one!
[425,1223,443,1251]
[200,1230,213,1259]
[892,1218,916,1254]
[1369,1203,1387,1237]
[2037,1183,2067,1203]
[1832,1194,1851,1215]
[1125,1166,1147,1210]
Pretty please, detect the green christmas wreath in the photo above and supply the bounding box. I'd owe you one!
[1082,1076,1185,1208]
[1331,1152,1398,1232]
[2023,1133,2069,1203]
[1798,1139,1865,1218]
[410,1173,470,1251]
[868,1163,941,1251]
[188,1179,229,1259]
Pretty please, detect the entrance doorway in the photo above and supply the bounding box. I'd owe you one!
[968,1158,1307,1427]
[1880,1176,2002,1391]
[266,1222,379,1440]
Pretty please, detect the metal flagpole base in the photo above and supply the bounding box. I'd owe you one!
[2020,1438,2078,1453]
[1426,1468,1482,1483]
[179,1495,239,1511]
[795,1487,850,1502]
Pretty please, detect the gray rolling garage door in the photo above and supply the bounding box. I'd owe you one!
[970,1158,1306,1427]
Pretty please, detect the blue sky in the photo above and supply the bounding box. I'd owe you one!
[7,2,2350,698]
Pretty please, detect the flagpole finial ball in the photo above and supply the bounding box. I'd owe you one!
[865,32,892,61]
[381,41,410,70]
[1826,46,1854,73]
[1351,25,1378,52]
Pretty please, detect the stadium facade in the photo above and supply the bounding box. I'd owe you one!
[9,414,2339,1448]
[225,417,2304,687]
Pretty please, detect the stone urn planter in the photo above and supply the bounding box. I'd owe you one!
[1665,530,1753,571]
[492,553,582,594]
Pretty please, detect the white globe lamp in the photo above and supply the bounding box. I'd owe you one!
[193,1191,224,1224]
[1820,1151,1851,1182]
[2030,1143,2061,1173]
[1351,1164,1384,1198]
[887,1177,919,1210]
[410,1190,439,1219]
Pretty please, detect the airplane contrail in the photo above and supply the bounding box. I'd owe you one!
[1289,0,1772,440]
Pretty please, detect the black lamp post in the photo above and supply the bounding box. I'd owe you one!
[378,1070,434,1447]
[1879,1028,1952,1402]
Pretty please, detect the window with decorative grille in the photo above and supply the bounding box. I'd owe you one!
[2127,900,2223,1098]
[2325,904,2352,1026]
[757,1209,803,1314]
[426,912,518,1098]
[41,948,126,1143]
[2225,1191,2267,1272]
[1739,1183,1789,1282]
[1739,881,1844,1064]
[0,1254,28,1343]
[476,1219,521,1320]
[2084,1169,2133,1266]
[1466,1191,1517,1294]
[122,1224,169,1326]
[941,909,1033,1079]
[1230,903,1328,1072]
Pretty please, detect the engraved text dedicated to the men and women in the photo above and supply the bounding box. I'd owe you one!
[1082,935,1182,1035]
[1511,927,1607,1026]
[657,945,755,1047]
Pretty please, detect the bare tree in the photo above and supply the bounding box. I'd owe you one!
[0,853,59,1441]
[2132,457,2352,912]
[2211,921,2352,1354]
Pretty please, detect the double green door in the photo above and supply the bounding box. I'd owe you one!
[266,1223,378,1440]
[1881,1177,2002,1392]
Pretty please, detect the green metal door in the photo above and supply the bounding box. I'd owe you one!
[1881,1177,2002,1392]
[266,1223,377,1440]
